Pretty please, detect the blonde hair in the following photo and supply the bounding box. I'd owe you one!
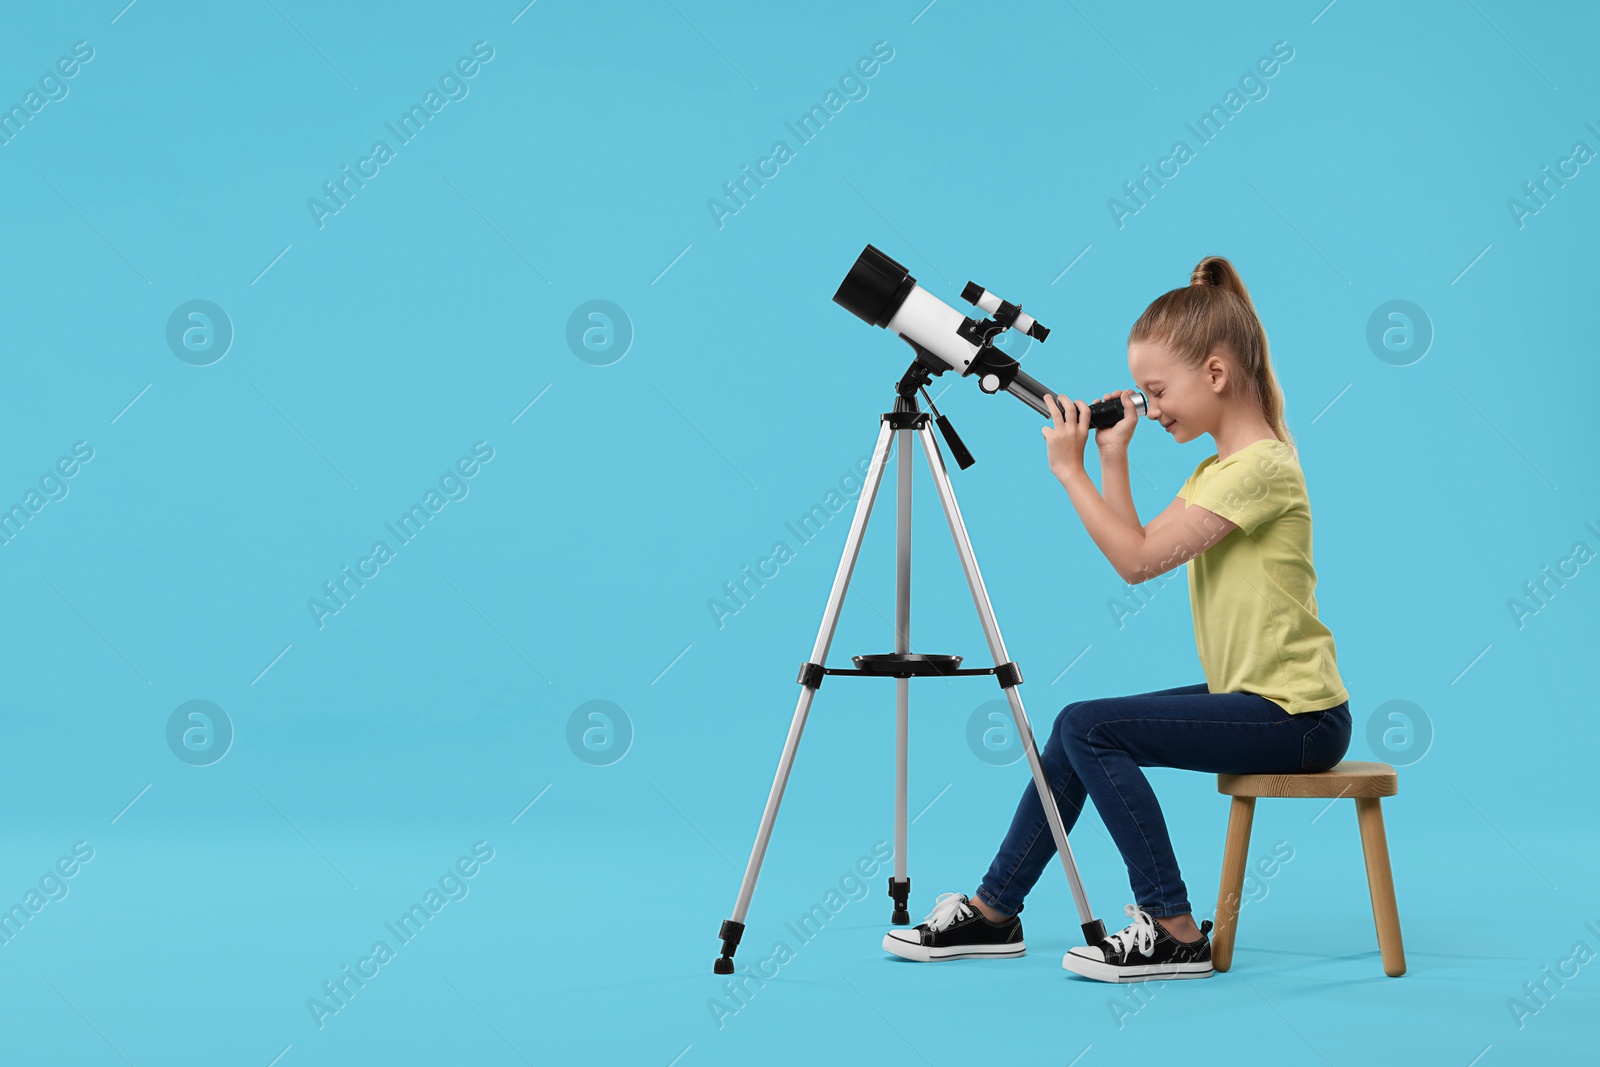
[1128,255,1295,457]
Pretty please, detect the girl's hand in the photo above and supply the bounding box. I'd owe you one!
[1094,390,1140,458]
[1042,394,1091,478]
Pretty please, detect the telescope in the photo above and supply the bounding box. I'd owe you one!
[713,241,1128,976]
[833,243,1146,427]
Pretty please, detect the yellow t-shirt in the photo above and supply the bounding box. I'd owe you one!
[1176,438,1349,715]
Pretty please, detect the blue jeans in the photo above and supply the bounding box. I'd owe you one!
[976,683,1351,920]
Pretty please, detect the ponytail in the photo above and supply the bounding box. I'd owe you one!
[1131,255,1295,458]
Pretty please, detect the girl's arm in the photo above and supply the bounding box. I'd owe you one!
[1055,467,1146,581]
[1059,470,1235,583]
[1043,395,1236,583]
[1097,448,1141,531]
[1087,390,1141,530]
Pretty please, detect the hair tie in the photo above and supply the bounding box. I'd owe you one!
[1190,267,1210,286]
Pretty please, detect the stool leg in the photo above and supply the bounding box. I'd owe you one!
[1355,796,1406,977]
[1212,795,1255,972]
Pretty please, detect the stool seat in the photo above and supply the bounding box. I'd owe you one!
[1211,759,1405,977]
[1216,759,1398,799]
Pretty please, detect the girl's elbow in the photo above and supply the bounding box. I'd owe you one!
[1121,556,1174,585]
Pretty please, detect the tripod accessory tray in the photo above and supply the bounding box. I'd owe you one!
[851,653,965,677]
[796,653,1022,688]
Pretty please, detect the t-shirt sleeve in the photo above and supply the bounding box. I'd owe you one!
[1177,468,1196,502]
[1184,446,1294,536]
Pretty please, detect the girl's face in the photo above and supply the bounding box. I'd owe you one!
[1127,338,1229,444]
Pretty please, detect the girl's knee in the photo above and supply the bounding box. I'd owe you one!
[1056,699,1112,751]
[1055,700,1094,745]
[1051,702,1080,742]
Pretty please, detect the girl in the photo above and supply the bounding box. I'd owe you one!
[882,255,1352,983]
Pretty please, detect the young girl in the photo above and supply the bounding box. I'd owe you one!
[883,255,1352,982]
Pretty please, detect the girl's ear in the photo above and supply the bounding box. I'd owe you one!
[1204,352,1229,394]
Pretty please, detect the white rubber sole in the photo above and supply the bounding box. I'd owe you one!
[882,931,1026,962]
[1061,950,1213,983]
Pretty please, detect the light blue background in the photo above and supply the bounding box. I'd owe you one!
[0,1,1595,1064]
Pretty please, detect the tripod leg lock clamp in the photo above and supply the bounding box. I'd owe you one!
[883,410,930,430]
[797,661,826,689]
[994,661,1023,689]
[714,919,746,974]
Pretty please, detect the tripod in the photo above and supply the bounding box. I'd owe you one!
[713,356,1107,974]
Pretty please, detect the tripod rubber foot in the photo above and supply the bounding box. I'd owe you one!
[888,876,911,925]
[714,918,745,974]
[1082,919,1107,945]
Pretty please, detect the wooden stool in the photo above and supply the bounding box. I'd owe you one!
[1211,760,1405,977]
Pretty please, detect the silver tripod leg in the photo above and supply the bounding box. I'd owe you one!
[714,419,897,974]
[915,422,1105,944]
[890,424,912,924]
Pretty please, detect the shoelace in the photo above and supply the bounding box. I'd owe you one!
[1103,903,1158,959]
[921,892,975,932]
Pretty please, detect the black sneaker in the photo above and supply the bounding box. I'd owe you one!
[882,893,1025,962]
[1061,903,1214,982]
